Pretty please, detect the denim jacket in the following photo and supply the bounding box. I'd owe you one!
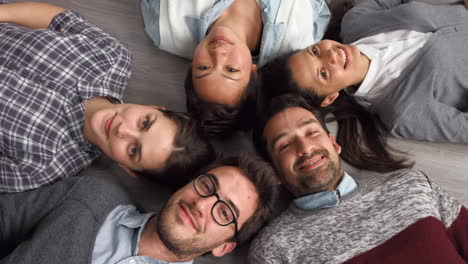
[141,0,330,67]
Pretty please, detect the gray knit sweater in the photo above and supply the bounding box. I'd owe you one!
[249,169,464,264]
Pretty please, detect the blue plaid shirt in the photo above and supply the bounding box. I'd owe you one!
[0,7,132,192]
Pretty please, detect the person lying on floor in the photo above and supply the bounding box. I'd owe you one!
[250,94,467,264]
[0,1,214,192]
[0,154,278,264]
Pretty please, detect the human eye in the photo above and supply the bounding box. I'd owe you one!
[279,142,291,152]
[197,65,210,70]
[216,203,233,223]
[226,67,239,73]
[141,116,150,129]
[128,145,138,158]
[306,130,317,136]
[312,46,319,56]
[320,69,328,80]
[198,177,214,194]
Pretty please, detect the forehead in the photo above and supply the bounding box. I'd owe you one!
[140,110,178,170]
[288,48,322,95]
[264,107,321,141]
[207,166,259,224]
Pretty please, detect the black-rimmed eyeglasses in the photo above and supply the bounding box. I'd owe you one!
[193,173,239,242]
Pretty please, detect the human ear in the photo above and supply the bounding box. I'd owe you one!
[211,241,236,257]
[118,163,139,178]
[320,92,339,107]
[251,64,258,79]
[328,134,342,154]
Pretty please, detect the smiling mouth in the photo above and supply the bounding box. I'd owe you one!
[180,203,198,231]
[298,155,325,171]
[209,35,233,46]
[104,114,116,138]
[338,47,348,69]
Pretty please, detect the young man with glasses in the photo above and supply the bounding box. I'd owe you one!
[0,154,278,264]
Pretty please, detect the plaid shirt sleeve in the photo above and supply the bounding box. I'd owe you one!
[0,8,132,192]
[48,9,132,101]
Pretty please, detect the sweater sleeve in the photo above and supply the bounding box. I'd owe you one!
[389,101,468,143]
[421,171,467,260]
[0,177,81,258]
[447,206,468,261]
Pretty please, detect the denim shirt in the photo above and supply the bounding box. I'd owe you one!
[92,205,193,264]
[293,172,358,211]
[141,0,330,67]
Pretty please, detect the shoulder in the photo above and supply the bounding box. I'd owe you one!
[66,175,131,217]
[249,208,297,262]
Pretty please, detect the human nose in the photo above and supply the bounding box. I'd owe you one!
[326,48,339,66]
[296,137,311,156]
[115,122,138,139]
[209,45,228,61]
[194,195,217,219]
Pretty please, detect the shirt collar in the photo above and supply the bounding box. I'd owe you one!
[353,44,380,97]
[293,172,358,211]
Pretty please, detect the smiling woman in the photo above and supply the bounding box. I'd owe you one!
[258,0,468,172]
[141,0,332,136]
[0,2,215,192]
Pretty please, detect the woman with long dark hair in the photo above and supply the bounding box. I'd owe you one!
[141,0,331,135]
[259,0,468,171]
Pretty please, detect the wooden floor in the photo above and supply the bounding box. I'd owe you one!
[7,0,468,263]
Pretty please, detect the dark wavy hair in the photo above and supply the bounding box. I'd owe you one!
[254,94,330,164]
[197,154,278,245]
[133,110,216,188]
[256,62,414,173]
[184,66,257,137]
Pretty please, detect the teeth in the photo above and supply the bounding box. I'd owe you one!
[339,48,347,68]
[302,157,321,168]
[215,40,230,44]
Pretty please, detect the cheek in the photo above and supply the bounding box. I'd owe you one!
[276,152,294,174]
[193,46,208,62]
[105,140,126,163]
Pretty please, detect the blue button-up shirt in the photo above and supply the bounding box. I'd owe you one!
[92,205,193,264]
[141,0,330,67]
[0,4,132,192]
[294,172,358,211]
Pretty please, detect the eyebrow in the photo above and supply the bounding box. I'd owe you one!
[211,173,241,219]
[194,72,240,81]
[306,47,321,83]
[138,115,157,162]
[269,118,319,150]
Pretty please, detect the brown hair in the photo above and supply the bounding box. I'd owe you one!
[184,67,257,137]
[134,110,216,188]
[199,154,278,245]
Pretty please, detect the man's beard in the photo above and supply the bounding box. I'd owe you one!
[289,150,341,197]
[156,203,219,259]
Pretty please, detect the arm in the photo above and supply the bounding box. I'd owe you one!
[0,177,80,257]
[421,172,468,260]
[447,206,468,261]
[389,101,468,143]
[0,1,64,29]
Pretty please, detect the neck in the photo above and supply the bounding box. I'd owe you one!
[138,216,194,263]
[210,0,262,51]
[82,96,112,145]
